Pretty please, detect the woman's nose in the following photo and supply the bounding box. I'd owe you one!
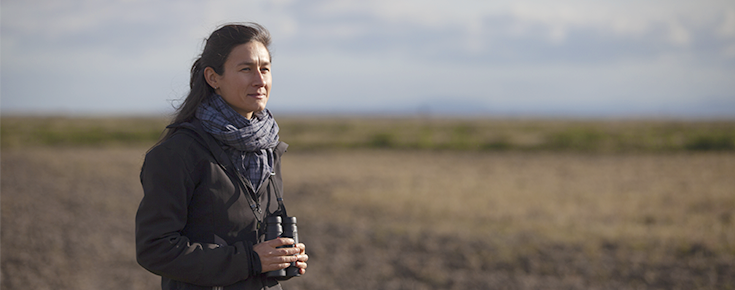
[253,72,267,86]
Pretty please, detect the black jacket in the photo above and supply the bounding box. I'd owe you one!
[136,119,287,290]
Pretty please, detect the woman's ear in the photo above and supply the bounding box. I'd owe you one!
[203,67,220,90]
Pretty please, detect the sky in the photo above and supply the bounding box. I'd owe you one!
[2,0,735,118]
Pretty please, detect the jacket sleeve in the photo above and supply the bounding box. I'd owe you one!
[135,141,262,286]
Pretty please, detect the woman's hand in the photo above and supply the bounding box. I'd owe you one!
[294,242,309,275]
[253,238,308,274]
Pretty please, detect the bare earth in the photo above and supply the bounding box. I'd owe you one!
[2,147,734,289]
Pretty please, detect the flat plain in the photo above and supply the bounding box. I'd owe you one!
[1,117,734,289]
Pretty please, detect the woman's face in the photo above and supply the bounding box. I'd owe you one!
[206,41,272,119]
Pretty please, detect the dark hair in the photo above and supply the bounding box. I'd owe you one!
[162,22,271,140]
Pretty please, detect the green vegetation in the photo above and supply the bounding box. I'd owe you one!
[1,116,169,148]
[2,116,735,152]
[278,117,735,152]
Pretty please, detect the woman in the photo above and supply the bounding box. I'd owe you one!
[136,23,308,290]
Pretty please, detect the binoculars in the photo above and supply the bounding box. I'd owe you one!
[264,216,301,280]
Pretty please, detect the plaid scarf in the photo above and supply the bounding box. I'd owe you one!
[195,94,280,191]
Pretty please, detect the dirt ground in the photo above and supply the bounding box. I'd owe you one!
[2,147,734,289]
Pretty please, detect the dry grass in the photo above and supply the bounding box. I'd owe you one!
[287,150,735,246]
[282,150,735,289]
[1,147,156,289]
[2,145,733,289]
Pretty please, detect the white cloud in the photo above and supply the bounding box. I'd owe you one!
[2,0,734,116]
[719,8,735,37]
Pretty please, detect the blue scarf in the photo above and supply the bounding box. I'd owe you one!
[195,94,280,191]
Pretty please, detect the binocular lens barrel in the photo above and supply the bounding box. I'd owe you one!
[281,217,300,277]
[265,216,282,241]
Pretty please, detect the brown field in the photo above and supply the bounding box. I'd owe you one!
[2,118,735,289]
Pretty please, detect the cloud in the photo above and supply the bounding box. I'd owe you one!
[1,0,734,117]
[254,0,735,68]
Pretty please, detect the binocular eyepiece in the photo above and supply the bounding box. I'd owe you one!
[264,216,300,280]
